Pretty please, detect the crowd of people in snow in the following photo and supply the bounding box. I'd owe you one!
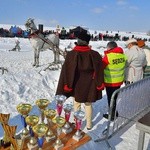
[56,31,150,129]
[1,25,150,43]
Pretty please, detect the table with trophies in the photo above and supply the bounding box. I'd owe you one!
[0,95,91,150]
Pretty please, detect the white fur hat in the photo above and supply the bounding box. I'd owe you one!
[126,38,137,45]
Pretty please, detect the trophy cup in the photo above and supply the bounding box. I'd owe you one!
[16,103,32,139]
[44,109,57,142]
[25,115,39,150]
[36,99,50,123]
[0,113,11,148]
[52,116,66,150]
[32,123,48,150]
[72,110,85,141]
[62,104,73,134]
[54,95,67,116]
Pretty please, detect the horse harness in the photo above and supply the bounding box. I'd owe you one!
[29,31,57,49]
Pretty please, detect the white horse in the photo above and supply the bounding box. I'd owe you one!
[25,18,62,67]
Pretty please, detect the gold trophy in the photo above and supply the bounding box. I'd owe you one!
[52,116,66,150]
[0,113,11,148]
[32,123,48,150]
[16,103,32,139]
[36,99,50,123]
[5,125,20,150]
[44,109,57,142]
[25,115,39,150]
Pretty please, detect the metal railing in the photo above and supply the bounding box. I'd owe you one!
[94,77,150,149]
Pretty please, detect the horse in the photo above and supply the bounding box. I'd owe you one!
[25,18,63,68]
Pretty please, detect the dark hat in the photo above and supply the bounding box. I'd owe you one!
[77,31,91,44]
[137,40,145,48]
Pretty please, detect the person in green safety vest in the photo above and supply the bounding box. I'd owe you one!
[102,41,127,121]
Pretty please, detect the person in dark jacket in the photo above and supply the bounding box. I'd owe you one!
[102,41,127,120]
[56,31,104,130]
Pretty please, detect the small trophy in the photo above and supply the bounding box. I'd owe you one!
[36,99,50,122]
[25,115,39,150]
[16,103,32,139]
[62,104,73,134]
[0,113,11,148]
[17,103,32,138]
[32,123,48,150]
[44,109,57,142]
[52,116,66,150]
[72,110,85,141]
[54,95,67,116]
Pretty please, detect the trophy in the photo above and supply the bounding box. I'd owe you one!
[72,110,85,141]
[0,113,11,148]
[52,116,66,150]
[5,125,20,150]
[32,123,48,150]
[16,103,32,139]
[44,109,57,142]
[62,104,73,134]
[25,115,39,150]
[54,95,67,116]
[36,99,50,122]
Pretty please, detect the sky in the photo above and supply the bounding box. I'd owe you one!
[0,0,150,33]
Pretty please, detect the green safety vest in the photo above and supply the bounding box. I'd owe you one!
[104,53,127,84]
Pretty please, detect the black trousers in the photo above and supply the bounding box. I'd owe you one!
[106,86,120,116]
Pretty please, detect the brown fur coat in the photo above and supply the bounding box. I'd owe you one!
[56,46,104,103]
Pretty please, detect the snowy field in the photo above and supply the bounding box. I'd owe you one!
[0,33,150,150]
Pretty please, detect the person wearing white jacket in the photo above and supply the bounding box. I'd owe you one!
[137,40,150,78]
[124,38,147,85]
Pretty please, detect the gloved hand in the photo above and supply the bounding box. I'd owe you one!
[97,83,105,91]
[64,84,73,92]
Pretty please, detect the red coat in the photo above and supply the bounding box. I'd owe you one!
[56,46,104,103]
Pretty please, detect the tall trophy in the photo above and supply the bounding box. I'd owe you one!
[62,104,73,134]
[32,123,48,150]
[5,125,20,150]
[0,113,11,148]
[16,103,32,139]
[54,95,67,116]
[52,116,66,150]
[36,99,50,123]
[25,115,39,150]
[72,110,85,141]
[44,109,57,142]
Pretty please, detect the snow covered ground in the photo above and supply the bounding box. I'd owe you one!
[0,34,150,150]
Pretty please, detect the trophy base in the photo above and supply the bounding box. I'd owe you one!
[27,143,38,150]
[72,134,83,141]
[54,143,64,150]
[0,140,11,148]
[45,135,56,142]
[62,127,72,134]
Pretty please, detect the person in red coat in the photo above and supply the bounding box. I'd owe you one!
[102,41,126,121]
[56,31,104,130]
